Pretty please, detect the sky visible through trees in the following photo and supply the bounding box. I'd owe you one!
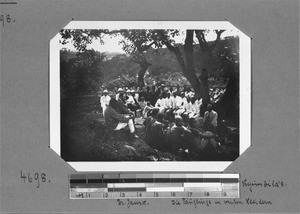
[59,29,239,53]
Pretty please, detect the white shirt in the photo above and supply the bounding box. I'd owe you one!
[204,110,218,128]
[155,98,162,108]
[184,101,192,111]
[100,95,111,108]
[165,97,173,108]
[160,98,167,108]
[175,96,183,108]
[134,93,139,102]
[126,95,135,104]
[169,96,175,108]
[190,102,200,115]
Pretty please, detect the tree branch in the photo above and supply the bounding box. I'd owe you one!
[195,30,208,50]
[211,30,226,49]
[157,30,177,52]
[139,41,155,52]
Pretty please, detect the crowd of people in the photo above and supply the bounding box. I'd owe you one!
[101,85,203,117]
[100,84,225,158]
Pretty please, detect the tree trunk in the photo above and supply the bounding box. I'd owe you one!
[215,64,239,125]
[160,30,203,99]
[137,61,149,87]
[199,50,213,114]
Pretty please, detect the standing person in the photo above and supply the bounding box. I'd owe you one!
[104,98,136,137]
[100,90,111,115]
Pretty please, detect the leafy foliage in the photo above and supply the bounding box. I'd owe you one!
[60,49,105,96]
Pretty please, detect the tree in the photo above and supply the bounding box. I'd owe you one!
[195,30,225,108]
[60,29,111,52]
[60,49,105,96]
[60,29,158,87]
[214,36,239,124]
[157,30,201,97]
[119,30,155,87]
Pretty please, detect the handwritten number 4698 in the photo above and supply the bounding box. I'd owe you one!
[20,171,48,188]
[0,14,14,27]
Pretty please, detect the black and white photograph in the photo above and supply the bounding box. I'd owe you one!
[50,21,251,171]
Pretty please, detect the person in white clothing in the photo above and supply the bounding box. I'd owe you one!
[203,104,218,130]
[100,90,111,115]
[196,98,202,116]
[165,93,173,109]
[189,97,200,118]
[184,97,192,111]
[115,88,124,100]
[126,89,135,105]
[155,94,166,114]
[175,93,187,116]
[175,93,183,109]
[169,92,176,109]
[155,94,163,108]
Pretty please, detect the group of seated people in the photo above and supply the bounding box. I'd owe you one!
[101,85,203,121]
[143,104,222,158]
[101,84,222,157]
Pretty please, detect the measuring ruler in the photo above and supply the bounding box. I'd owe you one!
[69,173,239,199]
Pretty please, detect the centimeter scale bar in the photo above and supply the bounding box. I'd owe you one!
[69,173,239,199]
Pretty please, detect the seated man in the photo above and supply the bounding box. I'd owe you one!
[155,94,165,114]
[115,93,133,115]
[142,101,154,118]
[126,90,140,115]
[166,116,189,154]
[144,108,159,133]
[104,98,136,136]
[189,97,200,118]
[201,104,221,152]
[175,93,187,116]
[137,96,147,117]
[203,104,218,132]
[145,113,167,151]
